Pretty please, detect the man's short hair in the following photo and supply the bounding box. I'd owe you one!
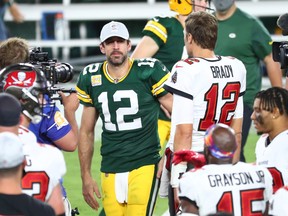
[0,37,29,69]
[0,92,21,126]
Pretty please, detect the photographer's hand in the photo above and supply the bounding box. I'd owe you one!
[59,91,79,113]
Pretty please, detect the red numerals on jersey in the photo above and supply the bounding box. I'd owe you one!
[217,191,233,213]
[268,167,285,193]
[217,189,265,215]
[199,82,240,131]
[241,189,265,216]
[22,171,49,201]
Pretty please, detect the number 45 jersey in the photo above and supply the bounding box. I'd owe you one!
[76,58,170,173]
[178,162,273,216]
[164,56,246,152]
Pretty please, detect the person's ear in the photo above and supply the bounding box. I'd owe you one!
[100,43,106,54]
[272,107,280,119]
[127,40,132,52]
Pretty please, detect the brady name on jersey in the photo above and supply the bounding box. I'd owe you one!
[164,56,246,152]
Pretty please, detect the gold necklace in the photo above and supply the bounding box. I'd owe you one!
[106,64,127,84]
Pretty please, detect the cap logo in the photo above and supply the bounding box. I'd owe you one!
[111,23,119,31]
[4,70,36,90]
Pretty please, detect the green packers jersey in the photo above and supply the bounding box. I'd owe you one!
[143,15,186,121]
[76,58,170,173]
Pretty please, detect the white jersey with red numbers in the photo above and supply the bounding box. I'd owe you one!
[18,125,66,202]
[164,56,246,152]
[255,130,288,194]
[269,186,288,216]
[178,162,273,216]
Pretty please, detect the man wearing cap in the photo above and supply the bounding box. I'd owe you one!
[76,21,173,215]
[0,131,55,214]
[176,123,273,215]
[0,82,66,215]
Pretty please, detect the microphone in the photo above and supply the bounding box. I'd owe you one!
[277,13,288,36]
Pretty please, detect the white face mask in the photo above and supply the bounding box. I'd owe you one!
[212,0,234,12]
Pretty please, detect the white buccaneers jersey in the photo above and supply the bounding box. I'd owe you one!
[164,56,246,152]
[18,125,66,202]
[269,186,288,216]
[178,162,273,216]
[255,130,288,194]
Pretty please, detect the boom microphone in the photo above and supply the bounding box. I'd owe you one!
[277,13,288,36]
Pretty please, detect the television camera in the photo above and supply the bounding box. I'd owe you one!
[29,47,76,102]
[272,41,288,70]
[272,13,288,73]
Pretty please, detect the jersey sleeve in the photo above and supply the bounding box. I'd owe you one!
[45,111,71,142]
[30,106,71,144]
[139,58,170,98]
[76,63,102,107]
[251,18,273,60]
[142,16,168,47]
[164,59,195,100]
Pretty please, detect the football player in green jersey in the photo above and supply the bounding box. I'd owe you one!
[76,21,172,216]
[132,1,211,215]
[132,0,211,150]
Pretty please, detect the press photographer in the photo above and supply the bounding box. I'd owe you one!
[0,37,79,216]
[272,13,288,89]
[272,14,288,69]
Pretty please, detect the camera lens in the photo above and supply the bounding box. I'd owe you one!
[55,63,74,83]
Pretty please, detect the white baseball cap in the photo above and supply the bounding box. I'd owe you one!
[100,21,129,43]
[0,132,24,169]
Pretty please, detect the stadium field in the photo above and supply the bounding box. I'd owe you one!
[63,130,259,216]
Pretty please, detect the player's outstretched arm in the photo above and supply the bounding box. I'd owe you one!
[158,92,173,115]
[264,53,283,88]
[131,36,159,59]
[230,117,243,163]
[54,92,79,152]
[78,106,101,210]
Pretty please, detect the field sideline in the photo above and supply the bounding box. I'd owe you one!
[63,130,259,216]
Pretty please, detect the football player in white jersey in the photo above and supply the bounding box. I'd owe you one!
[176,124,273,216]
[251,87,288,214]
[163,11,246,210]
[269,186,288,216]
[0,63,66,216]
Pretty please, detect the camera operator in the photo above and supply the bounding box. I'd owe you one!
[275,13,288,90]
[0,37,79,216]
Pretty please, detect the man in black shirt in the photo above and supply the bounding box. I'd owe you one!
[0,93,56,216]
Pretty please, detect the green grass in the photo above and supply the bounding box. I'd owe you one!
[63,131,260,215]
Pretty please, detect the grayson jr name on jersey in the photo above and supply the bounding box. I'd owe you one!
[208,169,266,187]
